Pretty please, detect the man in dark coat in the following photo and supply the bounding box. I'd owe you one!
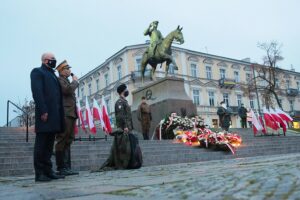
[137,96,152,140]
[30,52,65,182]
[238,103,248,128]
[217,101,231,132]
[55,60,79,176]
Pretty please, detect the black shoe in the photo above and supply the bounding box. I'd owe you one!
[57,168,74,176]
[66,168,79,175]
[35,174,52,182]
[47,172,65,179]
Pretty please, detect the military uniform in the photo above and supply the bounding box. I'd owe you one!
[55,61,79,174]
[217,106,231,131]
[137,102,152,140]
[238,106,248,128]
[114,97,133,130]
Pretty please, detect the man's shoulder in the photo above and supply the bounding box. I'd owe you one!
[30,67,45,77]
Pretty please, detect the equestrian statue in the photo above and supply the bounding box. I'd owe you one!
[141,21,184,83]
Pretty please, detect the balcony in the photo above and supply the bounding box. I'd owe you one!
[286,88,299,96]
[229,106,239,114]
[219,78,236,89]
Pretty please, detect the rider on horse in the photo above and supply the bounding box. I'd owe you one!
[144,21,164,58]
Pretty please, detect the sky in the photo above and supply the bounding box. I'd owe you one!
[0,0,300,126]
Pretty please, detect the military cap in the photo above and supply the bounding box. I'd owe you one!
[117,84,127,94]
[56,60,71,72]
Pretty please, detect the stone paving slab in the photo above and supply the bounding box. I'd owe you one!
[1,153,300,199]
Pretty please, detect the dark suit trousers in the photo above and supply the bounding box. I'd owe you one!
[34,132,55,175]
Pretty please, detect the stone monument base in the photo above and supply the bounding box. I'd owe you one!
[131,77,197,139]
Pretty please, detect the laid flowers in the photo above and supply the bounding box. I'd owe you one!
[156,113,242,154]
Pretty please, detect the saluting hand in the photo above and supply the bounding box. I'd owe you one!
[124,127,129,134]
[41,113,48,122]
[72,75,78,81]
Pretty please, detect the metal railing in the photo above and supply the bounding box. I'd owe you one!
[6,100,29,142]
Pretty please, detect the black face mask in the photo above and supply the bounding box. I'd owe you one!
[47,59,57,68]
[124,90,129,97]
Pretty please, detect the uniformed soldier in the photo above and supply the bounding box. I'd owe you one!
[115,84,133,132]
[137,96,152,140]
[238,103,248,128]
[55,60,79,176]
[217,101,232,132]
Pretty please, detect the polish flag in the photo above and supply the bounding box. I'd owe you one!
[275,108,293,123]
[85,96,96,134]
[263,108,279,131]
[250,109,262,135]
[101,96,112,134]
[92,98,106,131]
[76,100,86,132]
[270,108,287,134]
[259,116,266,134]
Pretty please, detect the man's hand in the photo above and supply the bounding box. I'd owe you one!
[41,113,48,122]
[72,75,78,81]
[124,127,129,133]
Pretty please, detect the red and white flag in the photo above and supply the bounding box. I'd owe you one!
[250,109,262,135]
[85,96,96,134]
[93,98,106,131]
[270,108,287,134]
[263,107,279,131]
[101,96,112,134]
[259,115,266,134]
[275,108,293,123]
[76,100,86,132]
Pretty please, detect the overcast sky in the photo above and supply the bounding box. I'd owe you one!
[0,0,299,126]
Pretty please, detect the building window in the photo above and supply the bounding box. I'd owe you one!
[297,81,300,91]
[206,66,212,80]
[105,98,111,114]
[168,63,175,74]
[250,97,254,109]
[104,73,109,87]
[191,63,197,77]
[96,79,99,91]
[286,80,290,89]
[278,99,282,107]
[220,69,226,79]
[117,65,122,80]
[275,78,279,88]
[81,88,84,98]
[88,84,91,96]
[237,94,242,107]
[223,93,229,106]
[234,71,239,82]
[136,58,142,71]
[289,100,294,111]
[208,91,215,106]
[246,73,251,82]
[192,89,200,106]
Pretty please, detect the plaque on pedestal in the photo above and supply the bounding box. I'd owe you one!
[131,77,197,139]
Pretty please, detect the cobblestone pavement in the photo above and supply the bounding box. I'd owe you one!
[1,153,300,200]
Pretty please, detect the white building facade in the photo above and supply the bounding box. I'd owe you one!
[77,44,300,128]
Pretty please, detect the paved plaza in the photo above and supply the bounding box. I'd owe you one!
[0,153,300,200]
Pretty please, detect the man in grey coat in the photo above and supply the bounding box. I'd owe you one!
[30,52,65,182]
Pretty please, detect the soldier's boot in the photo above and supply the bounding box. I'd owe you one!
[65,149,79,175]
[56,151,72,176]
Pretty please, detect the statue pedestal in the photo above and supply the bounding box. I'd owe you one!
[131,77,197,139]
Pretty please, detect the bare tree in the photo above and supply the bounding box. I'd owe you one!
[254,41,284,109]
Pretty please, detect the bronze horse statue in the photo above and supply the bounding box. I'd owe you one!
[141,26,184,82]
